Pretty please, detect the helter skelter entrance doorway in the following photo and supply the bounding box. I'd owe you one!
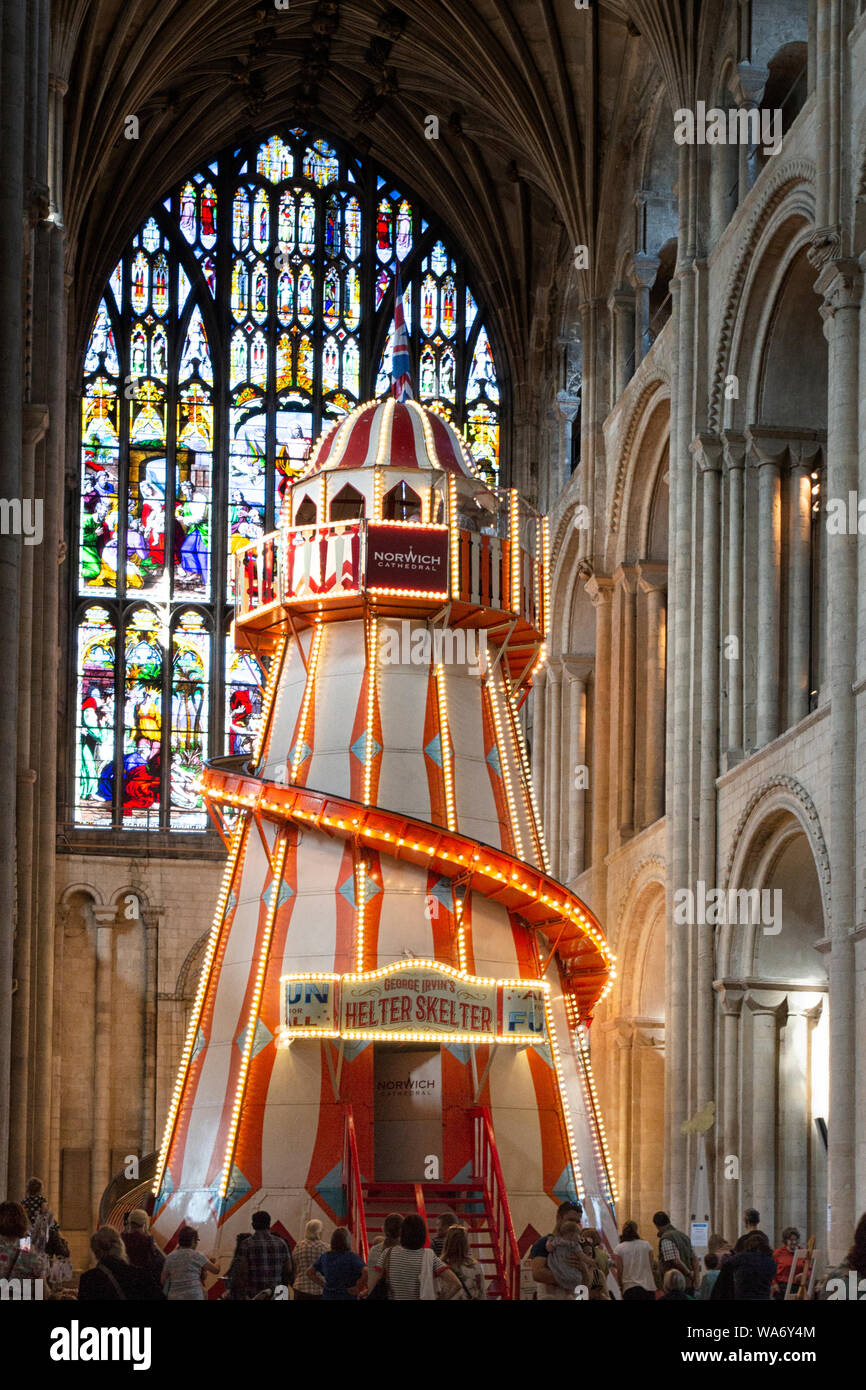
[373,1044,442,1183]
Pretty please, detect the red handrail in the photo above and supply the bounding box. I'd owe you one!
[343,1105,369,1260]
[469,1106,521,1300]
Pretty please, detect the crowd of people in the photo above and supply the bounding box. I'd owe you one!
[3,1175,865,1301]
[530,1201,866,1301]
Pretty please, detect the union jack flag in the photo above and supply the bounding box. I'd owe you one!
[391,265,413,401]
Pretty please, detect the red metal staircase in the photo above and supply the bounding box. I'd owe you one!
[343,1106,521,1299]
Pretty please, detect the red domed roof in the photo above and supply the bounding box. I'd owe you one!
[299,398,481,480]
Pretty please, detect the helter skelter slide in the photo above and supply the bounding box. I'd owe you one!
[151,396,619,1297]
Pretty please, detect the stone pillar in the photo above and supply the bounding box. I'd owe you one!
[532,667,547,825]
[563,661,590,882]
[554,392,580,495]
[630,253,661,367]
[637,562,667,827]
[746,991,787,1240]
[8,405,48,1195]
[545,661,562,879]
[608,287,635,401]
[91,906,117,1221]
[788,445,819,728]
[815,257,862,1259]
[586,577,613,899]
[693,435,723,1129]
[779,998,820,1237]
[614,1022,635,1211]
[613,565,637,842]
[735,62,769,201]
[0,0,27,1200]
[722,434,746,764]
[748,432,784,747]
[715,985,744,1240]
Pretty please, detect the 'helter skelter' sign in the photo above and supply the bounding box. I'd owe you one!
[279,962,549,1045]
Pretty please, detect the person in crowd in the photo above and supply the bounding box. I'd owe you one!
[697,1251,720,1300]
[311,1227,366,1301]
[441,1224,487,1300]
[78,1226,164,1300]
[20,1175,65,1259]
[366,1212,403,1286]
[772,1226,806,1298]
[161,1225,219,1300]
[723,1231,777,1300]
[544,1215,596,1297]
[653,1210,701,1290]
[121,1208,164,1281]
[232,1210,293,1298]
[613,1219,657,1300]
[530,1200,585,1299]
[0,1201,49,1285]
[733,1208,766,1251]
[819,1211,866,1299]
[293,1218,328,1301]
[431,1210,457,1256]
[367,1213,461,1300]
[660,1269,691,1301]
[708,1232,733,1258]
[223,1232,251,1300]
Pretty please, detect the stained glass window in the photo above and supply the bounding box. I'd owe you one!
[74,127,501,830]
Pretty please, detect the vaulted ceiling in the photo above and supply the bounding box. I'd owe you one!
[55,1,722,396]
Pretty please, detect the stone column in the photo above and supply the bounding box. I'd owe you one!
[722,434,746,764]
[693,434,723,1125]
[91,906,117,1221]
[779,998,819,1236]
[545,661,562,879]
[735,62,769,201]
[0,0,27,1200]
[715,985,744,1240]
[630,253,660,367]
[532,667,547,825]
[613,565,637,843]
[788,444,819,727]
[748,431,784,747]
[563,660,591,881]
[637,563,667,828]
[614,1022,635,1211]
[8,405,48,1195]
[608,287,635,401]
[745,991,787,1241]
[586,577,613,900]
[815,257,861,1259]
[554,392,580,495]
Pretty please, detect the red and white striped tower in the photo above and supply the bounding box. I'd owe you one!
[152,398,618,1293]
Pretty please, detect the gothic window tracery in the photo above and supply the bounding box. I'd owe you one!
[75,127,501,829]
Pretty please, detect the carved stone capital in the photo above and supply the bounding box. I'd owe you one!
[744,989,788,1019]
[690,432,723,474]
[630,252,660,291]
[734,60,770,107]
[815,257,862,318]
[554,390,581,425]
[585,574,614,607]
[713,983,744,1017]
[637,560,667,594]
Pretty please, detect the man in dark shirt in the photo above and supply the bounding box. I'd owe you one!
[653,1210,701,1289]
[733,1208,767,1252]
[234,1210,293,1298]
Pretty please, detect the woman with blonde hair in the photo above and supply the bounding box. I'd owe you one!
[441,1224,486,1300]
[293,1218,328,1301]
[78,1226,164,1300]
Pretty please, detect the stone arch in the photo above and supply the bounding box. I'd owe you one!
[708,160,816,428]
[615,389,671,568]
[609,375,670,540]
[724,207,819,432]
[175,928,210,1003]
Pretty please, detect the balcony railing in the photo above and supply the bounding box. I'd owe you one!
[234,519,546,637]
